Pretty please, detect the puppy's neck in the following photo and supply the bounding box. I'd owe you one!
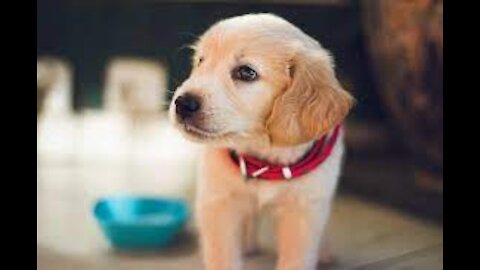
[233,140,315,165]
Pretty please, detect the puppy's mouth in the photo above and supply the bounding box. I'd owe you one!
[182,123,230,141]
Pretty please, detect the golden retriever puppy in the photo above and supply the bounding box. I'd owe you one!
[169,13,354,270]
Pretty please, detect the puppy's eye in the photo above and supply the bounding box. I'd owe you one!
[197,57,204,66]
[232,65,258,82]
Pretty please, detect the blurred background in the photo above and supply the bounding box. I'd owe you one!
[37,0,443,269]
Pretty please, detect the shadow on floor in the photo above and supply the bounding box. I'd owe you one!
[108,231,198,259]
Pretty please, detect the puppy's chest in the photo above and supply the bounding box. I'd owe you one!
[246,168,337,209]
[249,181,292,208]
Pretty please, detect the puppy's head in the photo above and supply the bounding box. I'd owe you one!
[169,14,353,147]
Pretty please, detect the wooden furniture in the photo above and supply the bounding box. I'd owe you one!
[362,0,443,192]
[341,0,443,221]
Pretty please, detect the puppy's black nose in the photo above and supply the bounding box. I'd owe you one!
[175,94,201,119]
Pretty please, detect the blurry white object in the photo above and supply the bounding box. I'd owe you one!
[37,114,78,164]
[126,118,201,199]
[103,57,168,120]
[37,57,73,117]
[37,57,76,163]
[75,111,131,163]
[37,55,199,200]
[60,110,200,199]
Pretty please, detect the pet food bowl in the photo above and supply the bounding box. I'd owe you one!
[93,196,189,250]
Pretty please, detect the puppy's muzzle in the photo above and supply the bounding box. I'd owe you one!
[174,93,201,120]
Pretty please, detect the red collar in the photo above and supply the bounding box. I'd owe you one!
[230,124,343,181]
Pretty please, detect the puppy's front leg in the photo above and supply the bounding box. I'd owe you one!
[242,210,257,256]
[197,198,245,270]
[275,199,331,270]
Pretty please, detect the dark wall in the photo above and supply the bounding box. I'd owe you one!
[37,1,383,120]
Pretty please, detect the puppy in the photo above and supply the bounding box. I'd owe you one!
[169,14,354,270]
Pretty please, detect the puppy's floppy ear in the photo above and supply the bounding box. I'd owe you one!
[266,43,354,146]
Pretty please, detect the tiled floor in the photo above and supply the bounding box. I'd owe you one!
[37,116,443,270]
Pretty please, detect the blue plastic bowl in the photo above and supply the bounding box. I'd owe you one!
[93,196,189,250]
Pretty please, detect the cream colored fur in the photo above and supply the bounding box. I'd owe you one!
[169,13,353,270]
